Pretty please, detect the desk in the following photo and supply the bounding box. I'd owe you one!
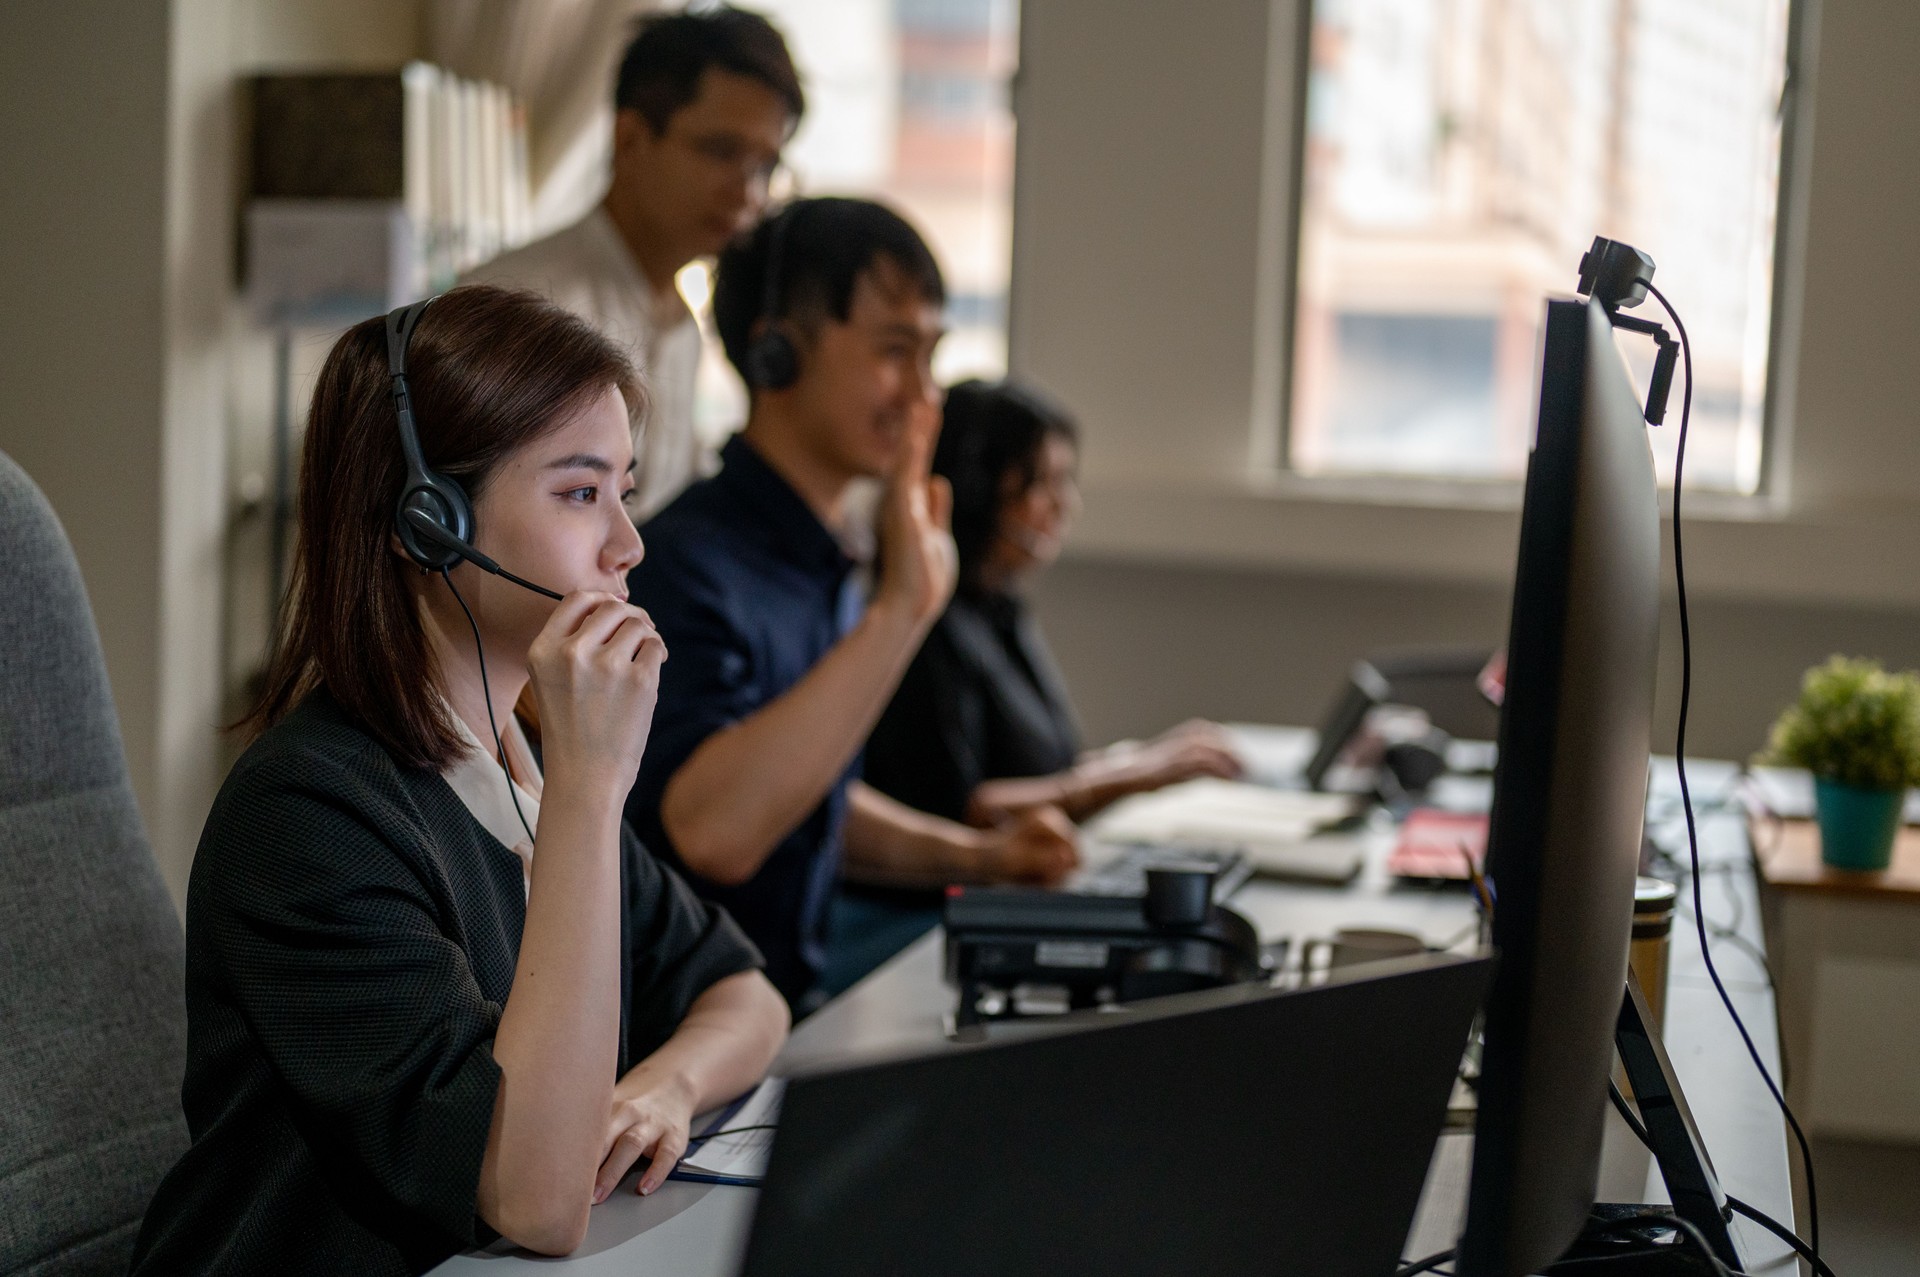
[435,730,1798,1275]
[1759,819,1920,1144]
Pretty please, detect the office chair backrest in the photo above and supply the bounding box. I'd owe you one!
[0,452,188,1275]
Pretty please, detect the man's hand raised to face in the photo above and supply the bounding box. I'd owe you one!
[872,395,957,631]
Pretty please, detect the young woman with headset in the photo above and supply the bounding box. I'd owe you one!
[130,286,788,1274]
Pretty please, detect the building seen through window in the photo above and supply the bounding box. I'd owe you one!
[687,0,1018,441]
[1289,0,1793,492]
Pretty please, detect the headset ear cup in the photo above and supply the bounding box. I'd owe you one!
[745,328,800,392]
[395,472,475,571]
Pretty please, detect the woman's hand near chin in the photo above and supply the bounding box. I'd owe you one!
[480,590,664,1255]
[526,590,668,792]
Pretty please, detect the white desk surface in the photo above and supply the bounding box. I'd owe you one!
[436,728,1798,1275]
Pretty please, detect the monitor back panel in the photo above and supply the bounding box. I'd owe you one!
[741,955,1493,1277]
[1460,296,1661,1277]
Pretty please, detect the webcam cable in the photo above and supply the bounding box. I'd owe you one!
[1648,280,1823,1273]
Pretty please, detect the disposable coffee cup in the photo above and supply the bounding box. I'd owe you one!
[1629,876,1677,1029]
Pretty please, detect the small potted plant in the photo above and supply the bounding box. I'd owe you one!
[1762,655,1920,871]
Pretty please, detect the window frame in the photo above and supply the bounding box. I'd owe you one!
[1267,0,1814,504]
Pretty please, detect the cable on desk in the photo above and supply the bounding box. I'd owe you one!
[1640,807,1789,1080]
[1608,1081,1832,1277]
[1393,1247,1455,1276]
[1684,859,1784,1007]
[1650,279,1821,1268]
[1540,1212,1748,1276]
[1725,1196,1839,1277]
[686,1123,778,1144]
[1608,1079,1653,1150]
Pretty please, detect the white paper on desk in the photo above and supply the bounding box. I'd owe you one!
[1089,778,1359,849]
[679,1078,784,1180]
[1747,765,1920,824]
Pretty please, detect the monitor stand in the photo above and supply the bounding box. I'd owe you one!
[1547,979,1744,1272]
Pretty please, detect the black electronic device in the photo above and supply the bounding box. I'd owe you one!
[1577,236,1656,311]
[739,952,1494,1277]
[1069,843,1253,901]
[1303,658,1392,791]
[1303,649,1494,798]
[742,204,802,391]
[384,298,563,600]
[943,871,1267,1027]
[1456,289,1737,1275]
[1371,645,1504,741]
[1576,234,1680,426]
[384,295,561,852]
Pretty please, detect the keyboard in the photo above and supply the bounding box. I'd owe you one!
[1069,843,1253,902]
[1237,835,1367,885]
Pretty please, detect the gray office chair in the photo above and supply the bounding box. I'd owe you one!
[0,452,188,1275]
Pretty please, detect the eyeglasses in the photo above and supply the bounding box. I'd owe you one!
[681,130,786,189]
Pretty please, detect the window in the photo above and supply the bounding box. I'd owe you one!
[688,0,1019,440]
[1286,0,1794,493]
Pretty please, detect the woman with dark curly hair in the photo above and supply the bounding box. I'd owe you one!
[866,378,1243,830]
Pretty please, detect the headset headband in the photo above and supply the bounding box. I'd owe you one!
[758,204,798,332]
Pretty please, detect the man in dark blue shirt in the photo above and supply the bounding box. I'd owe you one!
[626,199,1079,1009]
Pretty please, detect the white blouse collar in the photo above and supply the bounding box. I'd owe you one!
[439,698,542,887]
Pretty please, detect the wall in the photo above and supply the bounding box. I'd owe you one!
[233,1,420,66]
[0,0,421,906]
[223,0,426,710]
[1031,559,1920,766]
[1012,0,1920,762]
[0,3,179,890]
[157,0,240,903]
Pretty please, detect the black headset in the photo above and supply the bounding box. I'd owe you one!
[386,297,544,846]
[385,298,562,600]
[741,204,802,391]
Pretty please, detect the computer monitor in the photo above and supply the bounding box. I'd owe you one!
[1302,659,1392,790]
[1456,297,1663,1277]
[1303,648,1502,792]
[742,954,1493,1277]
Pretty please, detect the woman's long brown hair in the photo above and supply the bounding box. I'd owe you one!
[244,286,642,771]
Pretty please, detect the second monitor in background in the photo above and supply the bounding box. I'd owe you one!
[1302,647,1499,796]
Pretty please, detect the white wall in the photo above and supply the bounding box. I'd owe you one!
[1012,0,1920,760]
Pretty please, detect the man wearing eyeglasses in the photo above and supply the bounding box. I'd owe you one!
[465,7,803,519]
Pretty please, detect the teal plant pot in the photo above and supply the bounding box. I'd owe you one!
[1813,778,1904,872]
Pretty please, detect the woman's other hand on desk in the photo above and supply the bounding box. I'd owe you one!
[589,972,787,1205]
[594,1070,697,1202]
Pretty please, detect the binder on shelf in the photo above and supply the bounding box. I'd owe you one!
[245,63,533,324]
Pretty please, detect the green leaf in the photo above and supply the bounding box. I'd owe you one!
[1759,655,1920,791]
